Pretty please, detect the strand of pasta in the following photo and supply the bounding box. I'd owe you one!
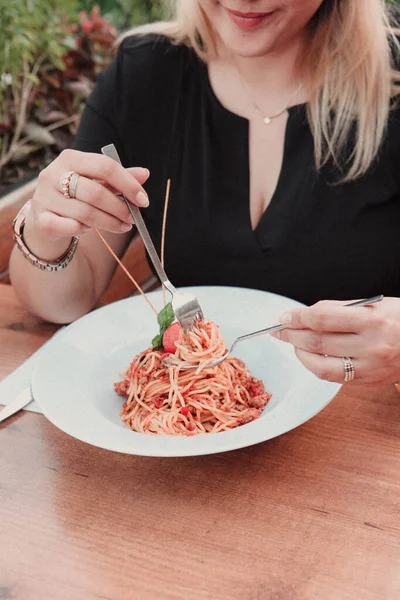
[95,178,171,313]
[94,228,158,316]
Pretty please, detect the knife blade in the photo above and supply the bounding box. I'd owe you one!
[0,387,33,424]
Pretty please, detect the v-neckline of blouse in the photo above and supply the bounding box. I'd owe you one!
[201,61,307,239]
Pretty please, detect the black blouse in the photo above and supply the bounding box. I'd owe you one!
[74,34,400,305]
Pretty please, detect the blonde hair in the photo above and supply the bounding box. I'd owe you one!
[123,0,400,182]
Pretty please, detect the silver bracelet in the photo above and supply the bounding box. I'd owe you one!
[13,201,79,272]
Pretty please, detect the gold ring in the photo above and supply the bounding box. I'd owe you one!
[342,356,355,382]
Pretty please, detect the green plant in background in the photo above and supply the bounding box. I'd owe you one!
[79,0,166,29]
[0,0,79,170]
[0,1,117,189]
[0,0,166,184]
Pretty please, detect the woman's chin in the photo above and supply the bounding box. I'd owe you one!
[218,31,278,58]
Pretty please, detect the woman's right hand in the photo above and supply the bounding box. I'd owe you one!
[26,149,150,242]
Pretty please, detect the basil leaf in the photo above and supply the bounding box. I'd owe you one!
[151,334,163,350]
[152,303,175,350]
[157,302,175,331]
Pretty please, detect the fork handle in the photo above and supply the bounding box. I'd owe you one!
[128,204,176,295]
[101,144,177,296]
[230,295,384,353]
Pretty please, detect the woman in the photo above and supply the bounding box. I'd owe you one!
[9,0,400,386]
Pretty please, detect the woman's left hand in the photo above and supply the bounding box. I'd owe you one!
[271,298,400,385]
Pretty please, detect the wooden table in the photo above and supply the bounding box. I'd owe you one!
[1,283,400,600]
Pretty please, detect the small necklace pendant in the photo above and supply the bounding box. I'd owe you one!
[263,116,272,125]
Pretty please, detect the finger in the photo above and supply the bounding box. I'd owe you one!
[294,348,364,383]
[127,167,150,185]
[72,176,135,225]
[55,197,132,233]
[54,150,149,207]
[34,210,90,238]
[100,167,150,195]
[272,329,360,358]
[279,300,377,333]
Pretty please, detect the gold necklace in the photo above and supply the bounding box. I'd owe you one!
[237,69,303,124]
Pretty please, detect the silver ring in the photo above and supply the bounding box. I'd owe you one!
[342,357,355,382]
[59,171,78,199]
[68,172,80,199]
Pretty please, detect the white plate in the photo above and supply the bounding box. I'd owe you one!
[32,286,341,457]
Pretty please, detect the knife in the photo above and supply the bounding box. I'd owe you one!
[0,387,33,424]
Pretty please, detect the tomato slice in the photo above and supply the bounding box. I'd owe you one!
[162,322,181,354]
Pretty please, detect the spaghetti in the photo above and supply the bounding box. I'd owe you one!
[115,319,272,436]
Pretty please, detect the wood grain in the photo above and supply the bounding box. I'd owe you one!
[0,284,59,380]
[1,284,400,600]
[0,179,37,282]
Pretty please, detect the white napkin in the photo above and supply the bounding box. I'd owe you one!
[0,351,41,412]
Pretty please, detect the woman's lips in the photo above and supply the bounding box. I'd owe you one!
[225,8,275,30]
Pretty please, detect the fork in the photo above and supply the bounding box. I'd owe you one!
[101,144,204,330]
[177,295,384,369]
